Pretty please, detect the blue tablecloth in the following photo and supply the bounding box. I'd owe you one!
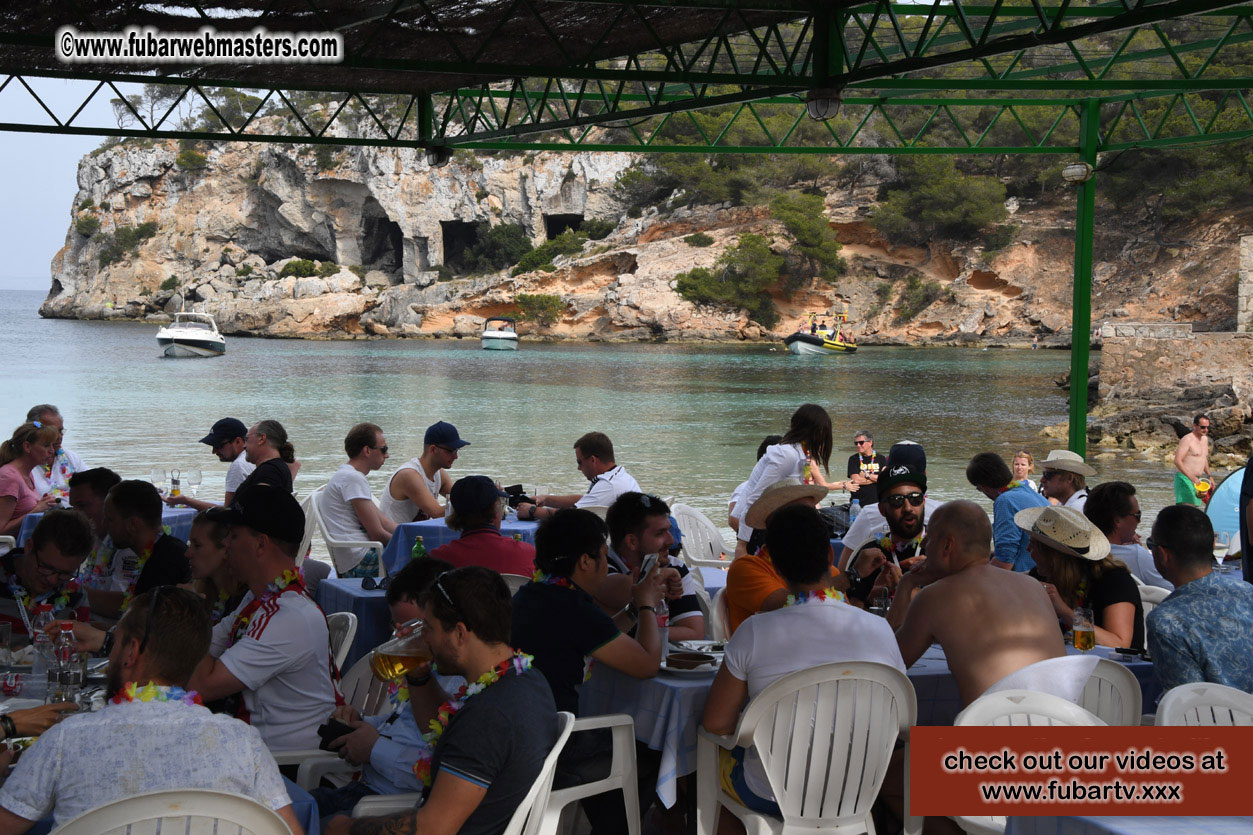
[316,578,390,671]
[1007,816,1253,835]
[382,517,539,575]
[17,507,199,547]
[578,644,1160,810]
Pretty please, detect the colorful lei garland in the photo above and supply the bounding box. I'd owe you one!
[78,539,117,589]
[40,450,76,499]
[7,573,83,628]
[874,533,924,561]
[412,651,533,787]
[531,570,576,590]
[118,538,157,613]
[209,587,236,625]
[784,587,847,607]
[229,568,305,644]
[110,681,203,707]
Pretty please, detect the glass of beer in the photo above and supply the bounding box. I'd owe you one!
[369,618,432,681]
[1072,606,1096,652]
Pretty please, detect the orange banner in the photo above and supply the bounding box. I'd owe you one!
[910,726,1253,816]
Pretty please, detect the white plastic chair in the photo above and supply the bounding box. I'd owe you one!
[1080,658,1143,726]
[52,788,292,834]
[708,587,730,642]
[0,535,13,557]
[294,651,396,789]
[326,611,359,671]
[952,690,1105,835]
[502,573,531,595]
[672,504,732,570]
[540,714,640,835]
[696,661,917,835]
[311,485,386,578]
[352,711,576,835]
[297,494,318,567]
[581,505,609,521]
[1155,682,1253,726]
[1138,584,1169,620]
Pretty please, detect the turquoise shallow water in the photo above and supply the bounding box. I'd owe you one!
[1,289,1186,536]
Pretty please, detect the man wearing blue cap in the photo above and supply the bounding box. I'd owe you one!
[379,421,468,525]
[430,476,536,576]
[166,417,254,511]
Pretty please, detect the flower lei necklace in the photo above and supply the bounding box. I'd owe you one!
[118,538,158,613]
[531,570,577,591]
[110,681,203,707]
[785,587,847,607]
[6,572,81,633]
[209,587,236,625]
[79,539,117,589]
[412,651,533,787]
[875,533,924,561]
[40,450,75,499]
[229,569,305,645]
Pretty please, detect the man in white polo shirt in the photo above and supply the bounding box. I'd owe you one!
[190,483,338,753]
[515,432,640,521]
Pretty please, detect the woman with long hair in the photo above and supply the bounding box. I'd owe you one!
[0,423,62,535]
[733,404,834,553]
[237,419,299,493]
[186,512,247,625]
[1017,505,1143,650]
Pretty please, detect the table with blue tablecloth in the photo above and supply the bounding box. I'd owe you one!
[381,517,539,576]
[16,507,199,547]
[578,644,1161,809]
[316,578,390,671]
[1007,815,1253,835]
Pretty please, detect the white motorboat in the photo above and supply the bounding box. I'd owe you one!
[156,312,226,358]
[481,316,519,351]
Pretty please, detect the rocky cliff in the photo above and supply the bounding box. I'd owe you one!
[40,136,1248,346]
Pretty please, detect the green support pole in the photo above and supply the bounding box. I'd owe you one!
[1068,98,1100,457]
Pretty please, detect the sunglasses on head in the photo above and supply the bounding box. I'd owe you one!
[435,573,466,621]
[885,492,925,509]
[139,586,165,654]
[362,575,392,591]
[637,494,662,508]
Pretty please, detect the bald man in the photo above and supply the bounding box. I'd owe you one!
[888,500,1065,705]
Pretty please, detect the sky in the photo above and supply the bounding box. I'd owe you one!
[0,78,119,291]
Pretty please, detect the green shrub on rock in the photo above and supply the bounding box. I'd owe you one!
[683,232,714,247]
[75,215,100,237]
[515,293,565,327]
[236,264,254,277]
[316,261,339,277]
[511,230,587,275]
[582,218,614,240]
[279,259,316,278]
[674,233,783,329]
[160,276,179,291]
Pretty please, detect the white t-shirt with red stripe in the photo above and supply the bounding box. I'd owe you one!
[210,589,337,752]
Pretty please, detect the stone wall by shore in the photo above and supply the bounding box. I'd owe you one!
[1098,322,1253,402]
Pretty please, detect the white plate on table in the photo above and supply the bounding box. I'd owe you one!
[660,658,720,677]
[674,640,726,654]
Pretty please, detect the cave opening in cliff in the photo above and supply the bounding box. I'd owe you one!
[361,205,402,275]
[440,221,480,272]
[544,214,583,239]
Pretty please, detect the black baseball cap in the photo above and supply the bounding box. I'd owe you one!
[449,476,508,514]
[206,483,305,544]
[200,418,248,448]
[424,421,470,449]
[877,442,927,493]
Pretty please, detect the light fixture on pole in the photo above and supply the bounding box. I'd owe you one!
[805,87,843,121]
[425,145,453,168]
[1061,161,1095,183]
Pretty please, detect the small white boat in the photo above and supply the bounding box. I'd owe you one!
[481,316,519,351]
[156,312,226,358]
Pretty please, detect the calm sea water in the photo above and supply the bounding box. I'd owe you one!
[0,288,1185,538]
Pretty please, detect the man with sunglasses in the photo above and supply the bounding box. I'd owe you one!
[516,432,640,522]
[322,423,397,578]
[966,452,1050,572]
[1084,481,1172,590]
[0,509,92,637]
[168,417,254,512]
[842,462,930,606]
[1173,413,1212,507]
[845,430,887,505]
[838,442,943,573]
[0,587,304,834]
[379,421,468,524]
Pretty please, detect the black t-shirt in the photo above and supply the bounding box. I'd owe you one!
[847,452,887,505]
[510,581,620,715]
[134,533,192,596]
[431,667,558,835]
[1028,564,1144,651]
[237,457,293,494]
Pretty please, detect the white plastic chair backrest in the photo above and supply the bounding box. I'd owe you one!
[297,494,317,567]
[503,711,576,835]
[672,504,726,565]
[0,536,14,558]
[984,656,1100,705]
[1080,658,1143,726]
[735,661,916,827]
[502,573,531,595]
[311,485,383,577]
[1156,682,1253,726]
[709,587,730,642]
[693,585,713,635]
[51,788,291,835]
[339,651,391,716]
[956,690,1108,727]
[1138,584,1169,621]
[581,505,609,520]
[326,612,359,671]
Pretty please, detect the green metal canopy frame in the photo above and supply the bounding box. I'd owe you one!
[3,0,1252,453]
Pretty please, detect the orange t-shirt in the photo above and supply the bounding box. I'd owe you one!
[724,547,841,635]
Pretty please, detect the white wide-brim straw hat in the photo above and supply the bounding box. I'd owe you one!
[1014,505,1110,562]
[745,477,829,529]
[1038,449,1097,477]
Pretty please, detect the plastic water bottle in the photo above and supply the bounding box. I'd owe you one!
[849,498,861,524]
[31,604,56,684]
[50,622,79,704]
[656,598,670,661]
[410,536,427,562]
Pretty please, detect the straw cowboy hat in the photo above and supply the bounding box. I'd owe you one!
[1038,449,1097,477]
[745,477,828,529]
[1014,505,1110,562]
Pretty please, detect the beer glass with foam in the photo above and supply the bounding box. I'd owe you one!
[369,618,431,681]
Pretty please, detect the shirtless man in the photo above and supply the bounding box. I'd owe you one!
[888,500,1065,705]
[1173,414,1211,507]
[378,421,467,524]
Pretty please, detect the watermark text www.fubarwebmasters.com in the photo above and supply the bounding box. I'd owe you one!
[56,26,343,64]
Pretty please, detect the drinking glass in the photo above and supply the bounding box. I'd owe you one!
[149,468,167,495]
[1213,533,1231,570]
[1073,606,1096,652]
[869,586,891,617]
[0,623,11,654]
[186,468,203,498]
[369,619,431,681]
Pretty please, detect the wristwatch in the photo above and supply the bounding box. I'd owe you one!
[844,563,861,586]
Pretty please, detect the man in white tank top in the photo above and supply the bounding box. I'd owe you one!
[379,421,467,525]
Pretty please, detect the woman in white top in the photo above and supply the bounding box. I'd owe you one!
[1012,450,1039,492]
[734,404,833,547]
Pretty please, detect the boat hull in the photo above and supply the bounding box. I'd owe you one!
[481,332,519,351]
[157,337,225,358]
[784,333,857,355]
